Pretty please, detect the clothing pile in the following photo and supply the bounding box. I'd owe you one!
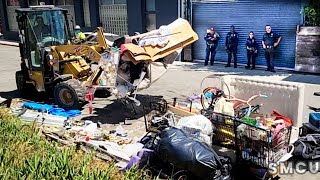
[293,134,320,160]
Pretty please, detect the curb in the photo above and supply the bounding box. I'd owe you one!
[0,40,19,47]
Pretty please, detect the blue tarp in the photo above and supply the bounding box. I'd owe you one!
[22,102,81,118]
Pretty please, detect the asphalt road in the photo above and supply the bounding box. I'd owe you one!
[0,45,320,179]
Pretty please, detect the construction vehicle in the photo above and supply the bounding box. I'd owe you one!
[14,5,121,110]
[15,5,198,111]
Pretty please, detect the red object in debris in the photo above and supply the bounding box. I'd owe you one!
[85,136,90,142]
[85,87,95,114]
[88,105,93,114]
[85,87,95,102]
[271,110,293,126]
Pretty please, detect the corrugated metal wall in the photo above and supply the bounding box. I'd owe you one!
[192,0,302,68]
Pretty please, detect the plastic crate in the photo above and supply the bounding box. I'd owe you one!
[234,120,292,168]
[200,109,238,149]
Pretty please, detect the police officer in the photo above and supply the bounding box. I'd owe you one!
[262,25,281,73]
[225,25,239,68]
[245,31,259,70]
[204,27,220,66]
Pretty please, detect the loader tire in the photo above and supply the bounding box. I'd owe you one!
[15,71,28,96]
[54,79,85,110]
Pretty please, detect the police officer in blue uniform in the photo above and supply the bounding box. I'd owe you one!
[245,31,259,70]
[262,25,282,73]
[225,25,239,68]
[204,27,220,66]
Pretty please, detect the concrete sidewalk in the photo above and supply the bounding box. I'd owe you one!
[0,40,19,47]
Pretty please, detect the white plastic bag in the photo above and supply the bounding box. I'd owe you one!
[177,115,213,145]
[177,115,213,136]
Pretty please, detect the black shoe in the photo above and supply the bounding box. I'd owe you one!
[265,69,271,71]
[245,66,250,69]
[271,69,276,73]
[204,64,208,66]
[210,63,214,66]
[225,64,231,67]
[234,66,237,68]
[251,67,255,70]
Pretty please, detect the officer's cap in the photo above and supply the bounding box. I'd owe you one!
[210,27,215,31]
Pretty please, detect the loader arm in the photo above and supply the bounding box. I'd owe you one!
[96,27,109,49]
[51,44,103,63]
[51,27,110,64]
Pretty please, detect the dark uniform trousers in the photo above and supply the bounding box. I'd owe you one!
[265,47,275,70]
[247,50,257,68]
[205,45,217,65]
[227,47,237,67]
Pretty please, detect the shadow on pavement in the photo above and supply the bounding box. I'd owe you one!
[283,74,320,85]
[0,90,20,100]
[175,62,291,76]
[81,94,164,125]
[0,89,54,105]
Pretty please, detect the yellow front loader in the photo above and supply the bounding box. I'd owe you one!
[15,6,114,110]
[15,6,198,110]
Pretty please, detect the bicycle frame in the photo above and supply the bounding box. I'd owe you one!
[227,94,268,117]
[201,86,268,117]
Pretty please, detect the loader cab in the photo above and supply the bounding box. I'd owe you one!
[16,6,72,70]
[16,6,72,91]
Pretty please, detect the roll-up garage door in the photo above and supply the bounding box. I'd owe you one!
[192,0,302,69]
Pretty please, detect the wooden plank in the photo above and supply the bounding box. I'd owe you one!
[168,104,196,117]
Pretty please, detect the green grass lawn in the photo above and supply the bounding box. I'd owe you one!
[0,107,150,180]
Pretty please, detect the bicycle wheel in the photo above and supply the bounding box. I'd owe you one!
[200,75,230,110]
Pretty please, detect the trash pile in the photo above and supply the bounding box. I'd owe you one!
[120,18,198,62]
[8,98,147,167]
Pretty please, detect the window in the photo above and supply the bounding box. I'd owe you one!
[54,0,74,6]
[145,0,156,31]
[6,0,20,31]
[146,0,155,12]
[100,0,126,5]
[27,11,69,67]
[83,0,91,27]
[146,14,156,32]
[114,0,126,4]
[65,0,74,5]
[100,0,113,5]
[54,0,64,5]
[6,0,20,6]
[29,0,38,6]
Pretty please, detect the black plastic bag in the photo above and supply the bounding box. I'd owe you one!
[156,127,228,179]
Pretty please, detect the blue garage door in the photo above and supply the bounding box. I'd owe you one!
[192,0,302,69]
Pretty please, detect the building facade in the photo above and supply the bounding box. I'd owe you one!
[0,0,184,40]
[0,0,128,41]
[0,0,307,69]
